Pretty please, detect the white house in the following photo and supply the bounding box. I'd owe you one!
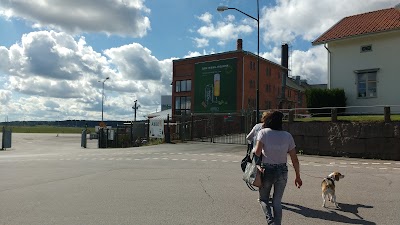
[312,6,400,114]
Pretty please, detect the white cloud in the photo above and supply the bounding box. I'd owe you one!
[260,0,399,45]
[197,20,253,45]
[0,0,151,37]
[0,31,173,121]
[261,45,327,84]
[193,38,209,48]
[197,12,213,24]
[0,90,11,104]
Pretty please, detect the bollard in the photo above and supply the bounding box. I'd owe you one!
[384,107,391,123]
[331,108,338,122]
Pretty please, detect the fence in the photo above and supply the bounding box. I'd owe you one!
[280,105,400,123]
[170,105,400,145]
[171,113,255,145]
[97,121,148,148]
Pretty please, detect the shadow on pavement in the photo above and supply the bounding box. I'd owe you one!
[282,202,376,224]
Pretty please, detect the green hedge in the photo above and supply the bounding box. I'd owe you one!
[305,88,347,116]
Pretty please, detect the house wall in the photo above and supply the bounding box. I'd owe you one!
[328,31,400,113]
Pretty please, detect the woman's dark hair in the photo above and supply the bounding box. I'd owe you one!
[262,110,283,130]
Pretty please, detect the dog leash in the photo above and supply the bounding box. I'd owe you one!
[286,162,325,179]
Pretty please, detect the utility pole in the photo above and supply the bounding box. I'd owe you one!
[132,100,140,121]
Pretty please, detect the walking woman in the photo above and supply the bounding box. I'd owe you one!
[253,110,302,225]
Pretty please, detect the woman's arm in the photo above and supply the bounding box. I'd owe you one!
[246,125,256,141]
[288,148,302,188]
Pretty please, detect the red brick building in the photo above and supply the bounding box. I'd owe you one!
[172,39,307,117]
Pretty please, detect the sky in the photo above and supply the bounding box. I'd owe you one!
[0,0,398,122]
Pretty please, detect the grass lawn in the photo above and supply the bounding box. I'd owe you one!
[3,126,95,133]
[294,114,400,122]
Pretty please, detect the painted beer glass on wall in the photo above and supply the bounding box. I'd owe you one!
[194,58,237,113]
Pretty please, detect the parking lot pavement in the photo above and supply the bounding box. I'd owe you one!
[0,133,399,225]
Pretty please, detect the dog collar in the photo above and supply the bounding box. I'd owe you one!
[326,177,335,186]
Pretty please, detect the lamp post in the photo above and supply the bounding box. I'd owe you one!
[98,77,109,122]
[217,0,260,123]
[132,100,140,121]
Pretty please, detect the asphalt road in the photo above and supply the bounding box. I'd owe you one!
[0,133,399,225]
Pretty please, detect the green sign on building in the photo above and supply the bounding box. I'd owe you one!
[194,58,237,113]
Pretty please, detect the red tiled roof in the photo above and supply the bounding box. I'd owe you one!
[312,8,400,45]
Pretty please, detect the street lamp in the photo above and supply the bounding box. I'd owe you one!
[217,0,260,123]
[98,77,110,122]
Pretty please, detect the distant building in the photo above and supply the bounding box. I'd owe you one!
[312,6,400,113]
[161,95,172,111]
[171,39,307,117]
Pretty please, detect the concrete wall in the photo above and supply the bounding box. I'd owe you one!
[284,121,400,160]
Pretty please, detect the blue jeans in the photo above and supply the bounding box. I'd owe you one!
[259,163,288,225]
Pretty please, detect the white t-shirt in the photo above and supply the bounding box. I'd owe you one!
[256,128,296,164]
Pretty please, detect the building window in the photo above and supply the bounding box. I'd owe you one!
[265,84,271,93]
[175,96,191,115]
[249,80,256,88]
[176,80,191,93]
[361,45,372,53]
[266,67,271,77]
[357,72,377,98]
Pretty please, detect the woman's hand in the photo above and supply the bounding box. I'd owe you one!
[256,165,265,173]
[295,177,302,188]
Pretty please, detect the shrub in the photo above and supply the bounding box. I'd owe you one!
[305,88,347,116]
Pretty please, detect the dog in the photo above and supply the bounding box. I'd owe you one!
[321,172,345,208]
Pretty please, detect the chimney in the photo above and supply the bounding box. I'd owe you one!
[281,44,289,69]
[295,76,301,85]
[237,39,243,51]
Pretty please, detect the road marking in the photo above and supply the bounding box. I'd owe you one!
[362,163,369,165]
[350,162,358,165]
[353,166,361,169]
[379,168,388,170]
[393,168,400,170]
[181,159,187,161]
[325,165,334,167]
[339,165,347,168]
[383,163,391,165]
[313,164,321,167]
[372,163,380,165]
